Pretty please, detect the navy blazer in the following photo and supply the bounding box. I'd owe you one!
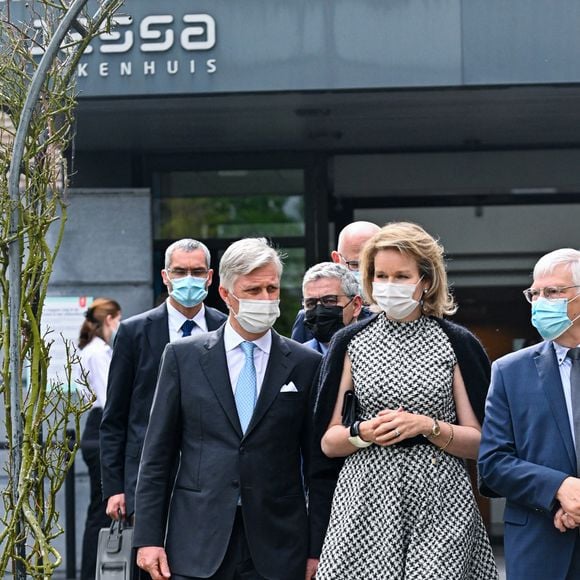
[133,326,322,580]
[99,302,227,516]
[478,341,577,579]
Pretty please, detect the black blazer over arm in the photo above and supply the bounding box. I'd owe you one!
[308,314,492,556]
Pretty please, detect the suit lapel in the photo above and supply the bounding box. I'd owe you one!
[535,341,576,470]
[204,306,226,331]
[145,303,170,356]
[199,327,243,437]
[245,331,294,438]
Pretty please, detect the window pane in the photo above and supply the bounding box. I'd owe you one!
[276,247,305,337]
[154,194,304,239]
[154,168,305,239]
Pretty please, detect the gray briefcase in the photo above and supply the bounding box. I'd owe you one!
[95,519,134,580]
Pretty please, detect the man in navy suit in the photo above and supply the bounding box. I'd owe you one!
[300,262,362,355]
[479,248,580,579]
[100,238,227,522]
[134,238,322,580]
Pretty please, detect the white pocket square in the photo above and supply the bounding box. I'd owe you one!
[280,381,298,393]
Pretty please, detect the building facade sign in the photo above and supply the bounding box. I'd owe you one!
[3,0,463,97]
[5,0,580,97]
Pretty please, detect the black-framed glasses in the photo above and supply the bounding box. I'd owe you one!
[523,285,580,304]
[166,267,209,279]
[339,254,360,272]
[303,294,353,310]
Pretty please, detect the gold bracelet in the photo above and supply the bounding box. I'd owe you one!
[438,423,454,452]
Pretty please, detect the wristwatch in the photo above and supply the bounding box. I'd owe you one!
[348,421,373,448]
[424,418,441,439]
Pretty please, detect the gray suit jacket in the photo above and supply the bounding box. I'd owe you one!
[133,325,322,580]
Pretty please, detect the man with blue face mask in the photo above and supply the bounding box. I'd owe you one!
[100,239,227,532]
[291,221,380,343]
[479,248,580,579]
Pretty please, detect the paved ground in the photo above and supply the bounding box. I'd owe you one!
[494,541,507,579]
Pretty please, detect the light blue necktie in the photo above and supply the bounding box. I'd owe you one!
[235,341,257,433]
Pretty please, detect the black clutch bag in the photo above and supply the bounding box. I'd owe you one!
[341,390,358,427]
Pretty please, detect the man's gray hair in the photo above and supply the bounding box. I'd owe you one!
[165,239,211,269]
[219,238,283,291]
[534,248,580,286]
[302,262,359,297]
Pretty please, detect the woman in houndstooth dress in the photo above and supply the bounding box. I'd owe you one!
[314,222,498,580]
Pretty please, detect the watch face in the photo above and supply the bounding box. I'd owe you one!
[432,421,441,437]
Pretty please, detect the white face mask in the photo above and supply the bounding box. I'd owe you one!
[372,278,423,320]
[230,294,280,333]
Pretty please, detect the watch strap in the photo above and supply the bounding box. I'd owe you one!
[348,420,372,448]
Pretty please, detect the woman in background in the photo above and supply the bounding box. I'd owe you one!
[78,298,121,580]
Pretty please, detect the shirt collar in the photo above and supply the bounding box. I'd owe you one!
[223,320,272,354]
[166,298,207,333]
[552,341,580,366]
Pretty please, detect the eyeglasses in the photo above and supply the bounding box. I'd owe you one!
[166,267,209,279]
[303,295,353,310]
[339,254,360,272]
[522,285,580,304]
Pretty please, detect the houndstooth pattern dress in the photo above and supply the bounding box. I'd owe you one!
[316,314,498,580]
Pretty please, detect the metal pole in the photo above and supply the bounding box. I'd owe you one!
[7,1,90,577]
[65,429,77,580]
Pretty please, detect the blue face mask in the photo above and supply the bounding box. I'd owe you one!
[531,296,579,341]
[170,276,208,308]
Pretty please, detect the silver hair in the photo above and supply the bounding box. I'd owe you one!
[219,238,283,291]
[165,239,211,269]
[302,262,359,297]
[534,248,580,286]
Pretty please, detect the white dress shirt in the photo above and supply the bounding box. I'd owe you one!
[79,336,112,409]
[166,299,208,342]
[223,321,271,396]
[553,341,580,445]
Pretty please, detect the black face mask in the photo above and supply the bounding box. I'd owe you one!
[304,305,345,344]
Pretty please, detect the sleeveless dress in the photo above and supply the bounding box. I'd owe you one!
[316,314,498,580]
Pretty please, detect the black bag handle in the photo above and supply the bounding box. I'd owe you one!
[106,510,125,554]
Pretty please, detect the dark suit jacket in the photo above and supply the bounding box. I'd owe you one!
[133,326,322,580]
[99,302,227,516]
[478,341,578,579]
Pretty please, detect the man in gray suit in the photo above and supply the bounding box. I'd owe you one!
[134,238,322,580]
[100,238,226,523]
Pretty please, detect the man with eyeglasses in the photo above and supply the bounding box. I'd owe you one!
[100,239,227,530]
[291,221,380,343]
[301,263,362,355]
[479,248,580,579]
